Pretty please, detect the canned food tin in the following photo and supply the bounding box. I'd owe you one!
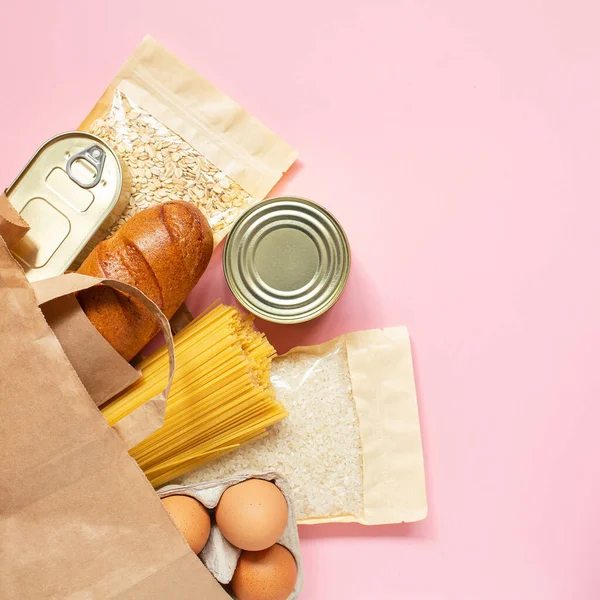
[223,196,351,323]
[6,131,129,281]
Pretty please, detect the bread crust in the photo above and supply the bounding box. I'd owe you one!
[78,201,213,361]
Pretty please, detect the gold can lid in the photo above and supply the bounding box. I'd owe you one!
[6,132,129,281]
[223,196,351,323]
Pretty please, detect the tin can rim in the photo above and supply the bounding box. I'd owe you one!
[223,196,351,324]
[6,131,128,280]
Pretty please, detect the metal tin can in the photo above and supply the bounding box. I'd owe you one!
[6,131,130,281]
[223,196,351,323]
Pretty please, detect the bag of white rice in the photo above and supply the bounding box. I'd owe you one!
[179,327,427,525]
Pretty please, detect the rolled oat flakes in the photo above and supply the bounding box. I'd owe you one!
[79,36,297,245]
[89,90,254,237]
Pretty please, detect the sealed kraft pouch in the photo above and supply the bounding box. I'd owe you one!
[182,328,428,525]
[159,471,304,599]
[0,228,229,599]
[80,35,298,244]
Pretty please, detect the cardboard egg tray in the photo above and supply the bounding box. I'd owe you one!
[159,471,304,600]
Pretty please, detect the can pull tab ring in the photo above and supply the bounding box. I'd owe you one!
[66,144,106,189]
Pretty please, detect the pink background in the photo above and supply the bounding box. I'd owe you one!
[2,1,600,598]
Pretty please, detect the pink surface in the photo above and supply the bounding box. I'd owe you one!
[2,1,600,598]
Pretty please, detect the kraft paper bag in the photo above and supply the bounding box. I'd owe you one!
[0,238,229,600]
[34,271,194,405]
[41,293,141,406]
[0,191,140,406]
[0,191,29,249]
[32,272,178,449]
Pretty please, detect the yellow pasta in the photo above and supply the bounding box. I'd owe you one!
[102,303,286,487]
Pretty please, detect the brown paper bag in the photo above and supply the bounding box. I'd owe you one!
[0,191,29,249]
[0,191,140,406]
[41,293,141,406]
[0,239,229,599]
[33,272,178,448]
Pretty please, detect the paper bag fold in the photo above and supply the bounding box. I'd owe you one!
[0,191,29,249]
[0,239,228,600]
[33,273,176,449]
[42,294,141,406]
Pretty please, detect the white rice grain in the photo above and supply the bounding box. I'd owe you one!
[180,340,364,521]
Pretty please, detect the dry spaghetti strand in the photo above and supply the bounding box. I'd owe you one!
[102,304,286,487]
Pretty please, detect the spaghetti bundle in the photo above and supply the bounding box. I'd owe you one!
[102,303,287,487]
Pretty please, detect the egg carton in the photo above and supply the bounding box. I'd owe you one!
[158,471,304,600]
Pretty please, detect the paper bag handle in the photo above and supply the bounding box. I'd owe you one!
[32,273,175,450]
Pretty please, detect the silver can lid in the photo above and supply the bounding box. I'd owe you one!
[223,196,351,323]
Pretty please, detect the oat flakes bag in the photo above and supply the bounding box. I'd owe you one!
[80,36,297,244]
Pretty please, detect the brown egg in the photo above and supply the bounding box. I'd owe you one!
[231,544,297,600]
[161,495,211,554]
[216,479,288,551]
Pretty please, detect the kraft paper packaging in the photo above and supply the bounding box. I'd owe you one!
[182,327,428,526]
[0,192,29,249]
[0,226,229,598]
[41,293,141,406]
[1,188,141,406]
[80,35,298,245]
[32,272,176,448]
